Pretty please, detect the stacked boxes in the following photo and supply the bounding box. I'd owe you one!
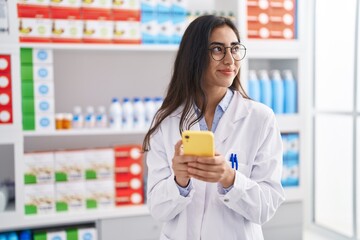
[113,0,141,44]
[281,133,300,187]
[247,0,297,39]
[54,150,87,212]
[0,55,12,124]
[141,0,188,44]
[83,149,115,210]
[17,0,52,42]
[51,0,83,43]
[21,48,55,131]
[114,145,144,206]
[23,152,55,215]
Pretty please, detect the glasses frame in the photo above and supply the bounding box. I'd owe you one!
[208,43,247,62]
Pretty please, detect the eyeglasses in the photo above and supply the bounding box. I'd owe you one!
[208,43,247,61]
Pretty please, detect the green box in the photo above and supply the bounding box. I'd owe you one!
[33,231,46,240]
[86,199,97,209]
[56,201,68,212]
[21,65,33,82]
[22,98,35,114]
[24,174,36,184]
[20,48,33,64]
[22,114,35,131]
[25,204,37,215]
[21,82,34,98]
[66,228,78,240]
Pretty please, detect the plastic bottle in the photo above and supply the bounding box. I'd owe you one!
[270,70,285,114]
[19,230,32,240]
[144,97,156,128]
[133,97,145,130]
[109,98,122,129]
[7,232,18,240]
[282,70,297,113]
[84,106,96,128]
[258,70,272,108]
[247,70,261,102]
[72,106,83,129]
[153,96,163,111]
[122,97,133,130]
[96,106,108,128]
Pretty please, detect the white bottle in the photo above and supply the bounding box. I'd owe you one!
[133,97,145,130]
[153,96,163,111]
[72,106,84,129]
[109,98,122,129]
[84,106,96,128]
[96,106,108,128]
[122,97,133,130]
[144,97,156,128]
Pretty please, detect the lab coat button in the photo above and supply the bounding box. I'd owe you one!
[224,198,229,202]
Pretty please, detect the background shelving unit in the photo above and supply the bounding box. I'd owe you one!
[0,0,307,239]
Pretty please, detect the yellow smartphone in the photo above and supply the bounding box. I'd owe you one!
[182,130,215,157]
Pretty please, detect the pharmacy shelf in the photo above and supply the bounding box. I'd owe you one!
[23,129,147,137]
[19,43,179,52]
[0,205,149,231]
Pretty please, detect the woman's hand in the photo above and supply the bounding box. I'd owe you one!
[187,152,235,188]
[172,140,196,187]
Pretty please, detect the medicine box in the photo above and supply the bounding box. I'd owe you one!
[55,182,86,212]
[85,180,115,209]
[24,184,55,215]
[24,152,55,184]
[54,150,85,182]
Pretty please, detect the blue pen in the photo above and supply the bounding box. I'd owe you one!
[230,153,238,170]
[233,153,238,170]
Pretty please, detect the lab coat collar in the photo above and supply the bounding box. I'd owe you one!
[171,91,250,141]
[214,91,250,144]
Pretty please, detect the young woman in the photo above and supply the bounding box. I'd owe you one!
[143,15,285,240]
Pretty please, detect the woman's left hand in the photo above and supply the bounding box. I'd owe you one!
[187,152,235,188]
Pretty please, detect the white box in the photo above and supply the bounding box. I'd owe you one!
[34,81,54,98]
[33,64,54,82]
[84,148,115,180]
[55,182,86,212]
[46,230,66,240]
[55,150,85,182]
[86,180,115,210]
[35,113,55,131]
[113,20,141,43]
[35,97,55,114]
[24,184,55,215]
[83,20,114,41]
[24,152,55,184]
[50,0,82,8]
[52,19,84,41]
[18,18,52,39]
[78,228,97,240]
[113,0,140,10]
[33,49,53,64]
[82,0,112,9]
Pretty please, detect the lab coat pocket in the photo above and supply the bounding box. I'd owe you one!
[226,150,251,177]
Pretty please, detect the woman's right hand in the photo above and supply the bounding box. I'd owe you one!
[172,140,196,187]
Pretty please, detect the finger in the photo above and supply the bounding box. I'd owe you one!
[174,140,183,156]
[188,162,219,171]
[188,168,219,182]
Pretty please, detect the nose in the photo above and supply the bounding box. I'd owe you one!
[223,48,235,65]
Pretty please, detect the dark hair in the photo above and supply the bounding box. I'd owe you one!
[142,15,249,151]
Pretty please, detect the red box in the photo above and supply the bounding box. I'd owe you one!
[0,55,11,73]
[115,188,144,206]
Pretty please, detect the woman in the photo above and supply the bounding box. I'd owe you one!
[143,15,285,240]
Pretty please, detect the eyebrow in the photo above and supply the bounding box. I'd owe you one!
[209,41,240,46]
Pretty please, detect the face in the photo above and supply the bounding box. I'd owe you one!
[203,25,241,93]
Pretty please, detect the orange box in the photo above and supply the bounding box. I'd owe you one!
[0,55,12,124]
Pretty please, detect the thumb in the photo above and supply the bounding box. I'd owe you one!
[174,140,183,156]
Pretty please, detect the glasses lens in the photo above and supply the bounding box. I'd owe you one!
[231,44,246,61]
[209,44,246,61]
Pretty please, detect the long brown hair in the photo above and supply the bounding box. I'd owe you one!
[142,15,249,151]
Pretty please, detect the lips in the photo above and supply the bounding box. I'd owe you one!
[218,69,235,75]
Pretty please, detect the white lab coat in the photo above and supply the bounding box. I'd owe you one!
[146,91,285,240]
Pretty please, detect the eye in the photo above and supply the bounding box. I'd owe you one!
[231,45,241,53]
[211,46,224,54]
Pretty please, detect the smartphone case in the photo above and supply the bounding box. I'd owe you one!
[182,130,215,157]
